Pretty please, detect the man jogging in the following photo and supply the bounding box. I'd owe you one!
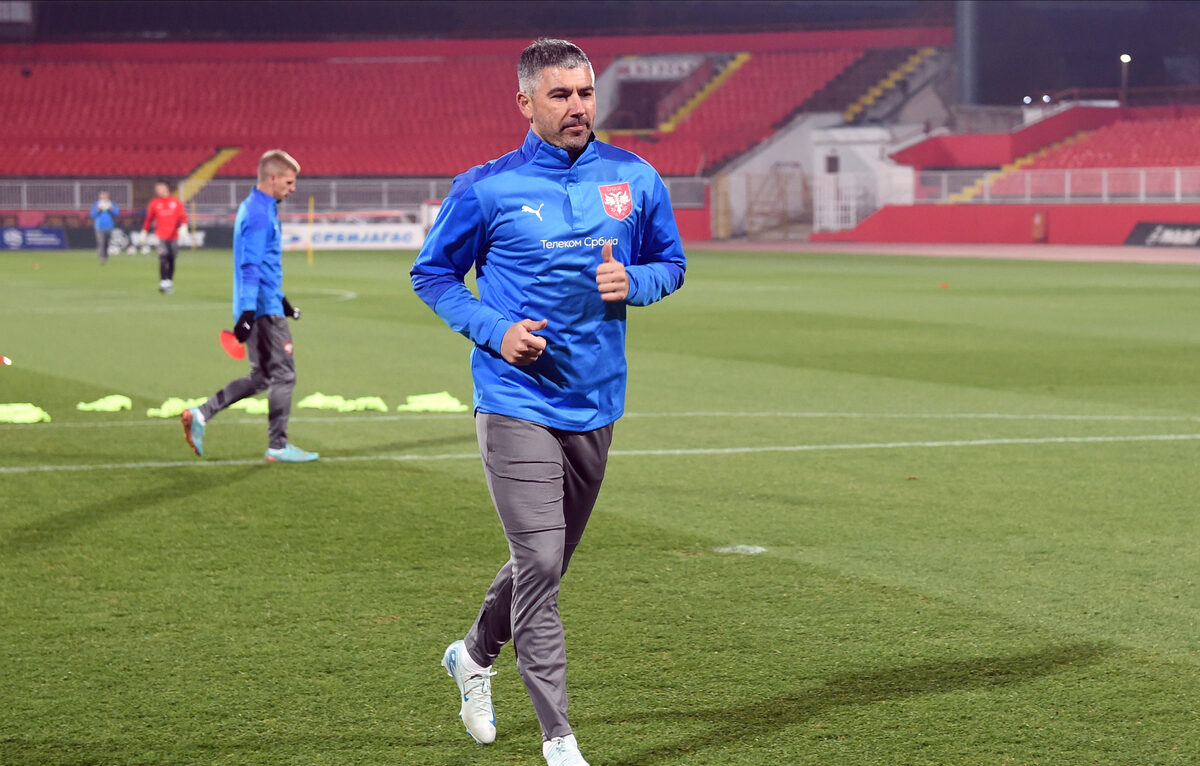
[142,179,189,293]
[88,191,120,265]
[411,38,686,766]
[181,150,317,464]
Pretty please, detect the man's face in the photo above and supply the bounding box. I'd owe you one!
[517,65,595,155]
[266,169,297,201]
[154,183,169,198]
[98,192,109,201]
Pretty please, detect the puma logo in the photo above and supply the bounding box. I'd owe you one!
[521,203,544,222]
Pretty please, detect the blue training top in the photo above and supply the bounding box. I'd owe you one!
[89,200,120,231]
[411,130,687,432]
[232,187,285,320]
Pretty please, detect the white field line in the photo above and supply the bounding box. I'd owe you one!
[286,288,357,304]
[23,302,203,314]
[6,410,1200,431]
[628,411,1200,421]
[0,413,469,429]
[3,432,1200,475]
[13,288,358,315]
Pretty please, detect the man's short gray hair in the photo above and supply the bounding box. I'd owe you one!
[517,38,593,95]
[258,149,300,183]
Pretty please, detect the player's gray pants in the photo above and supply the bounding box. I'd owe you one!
[197,315,295,450]
[157,239,178,280]
[465,413,613,741]
[95,228,112,263]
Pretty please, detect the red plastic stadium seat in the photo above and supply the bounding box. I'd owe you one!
[1029,117,1200,170]
[1,42,865,177]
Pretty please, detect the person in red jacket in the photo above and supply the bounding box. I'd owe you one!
[143,180,189,293]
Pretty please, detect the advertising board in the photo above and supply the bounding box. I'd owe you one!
[281,223,425,251]
[1125,222,1200,247]
[1,227,67,250]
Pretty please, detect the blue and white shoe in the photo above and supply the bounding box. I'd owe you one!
[441,639,496,744]
[264,444,319,463]
[543,734,590,766]
[181,407,204,456]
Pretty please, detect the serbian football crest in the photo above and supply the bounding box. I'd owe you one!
[598,182,633,221]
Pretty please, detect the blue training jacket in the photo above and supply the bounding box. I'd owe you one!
[232,187,285,320]
[411,130,687,432]
[88,200,120,231]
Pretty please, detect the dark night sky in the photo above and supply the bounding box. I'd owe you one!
[972,1,1200,104]
[13,0,1200,106]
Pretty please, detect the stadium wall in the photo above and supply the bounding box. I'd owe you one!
[673,206,710,241]
[809,203,1200,245]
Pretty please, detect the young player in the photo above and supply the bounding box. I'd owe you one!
[142,179,188,293]
[87,191,120,265]
[181,150,317,464]
[411,38,686,766]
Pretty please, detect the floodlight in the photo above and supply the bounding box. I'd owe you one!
[1119,54,1132,104]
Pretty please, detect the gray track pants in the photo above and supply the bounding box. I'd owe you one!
[95,228,112,263]
[198,315,295,449]
[465,412,613,741]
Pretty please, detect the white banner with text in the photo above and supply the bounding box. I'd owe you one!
[282,223,426,251]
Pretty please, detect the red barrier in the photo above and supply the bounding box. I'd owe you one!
[810,204,1200,245]
[675,207,711,242]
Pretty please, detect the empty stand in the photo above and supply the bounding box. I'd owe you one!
[1028,117,1200,170]
[607,49,862,174]
[0,37,917,178]
[802,47,911,114]
[0,143,214,177]
[973,116,1200,201]
[0,56,530,177]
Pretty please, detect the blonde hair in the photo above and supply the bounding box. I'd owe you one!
[258,149,300,183]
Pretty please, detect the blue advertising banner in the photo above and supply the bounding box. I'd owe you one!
[1,227,68,250]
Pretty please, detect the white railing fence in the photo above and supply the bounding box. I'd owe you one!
[12,168,1181,237]
[915,167,1200,205]
[815,166,1200,233]
[0,180,134,210]
[192,178,454,217]
[1,176,707,217]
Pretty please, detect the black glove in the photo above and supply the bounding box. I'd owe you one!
[233,310,255,343]
[282,296,301,320]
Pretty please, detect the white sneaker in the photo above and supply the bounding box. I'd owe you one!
[441,640,496,744]
[543,734,590,766]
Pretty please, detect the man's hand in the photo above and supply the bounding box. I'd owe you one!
[500,319,548,366]
[282,296,301,320]
[233,310,256,343]
[596,241,628,302]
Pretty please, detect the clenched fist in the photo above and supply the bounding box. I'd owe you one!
[501,318,548,366]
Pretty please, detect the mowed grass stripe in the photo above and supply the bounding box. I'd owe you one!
[5,431,1200,473]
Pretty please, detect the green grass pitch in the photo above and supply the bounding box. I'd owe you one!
[1,246,1197,765]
